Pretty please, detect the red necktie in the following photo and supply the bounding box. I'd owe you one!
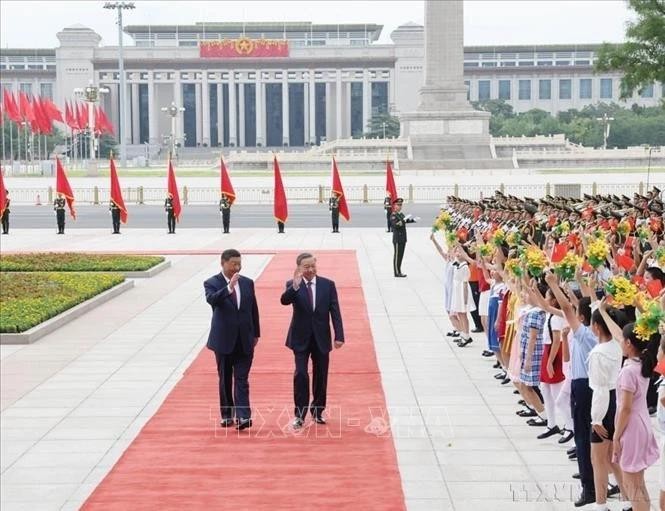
[306,281,314,309]
[230,282,238,308]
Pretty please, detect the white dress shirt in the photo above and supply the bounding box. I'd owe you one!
[588,339,622,425]
[223,273,241,309]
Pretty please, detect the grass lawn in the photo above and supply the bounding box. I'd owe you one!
[0,272,125,333]
[0,253,164,272]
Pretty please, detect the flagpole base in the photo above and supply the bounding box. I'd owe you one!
[86,160,99,177]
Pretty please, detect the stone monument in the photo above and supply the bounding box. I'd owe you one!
[400,0,512,169]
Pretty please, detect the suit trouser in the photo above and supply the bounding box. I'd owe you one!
[277,221,285,233]
[215,340,254,420]
[56,210,65,233]
[293,338,330,419]
[1,212,8,233]
[571,378,594,495]
[167,212,176,233]
[111,210,120,232]
[222,210,230,232]
[386,211,392,231]
[331,210,339,231]
[393,241,405,275]
[468,280,483,330]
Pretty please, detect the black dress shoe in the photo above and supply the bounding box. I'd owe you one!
[446,331,460,337]
[500,377,511,385]
[517,399,526,406]
[517,408,537,417]
[558,429,574,444]
[607,483,620,498]
[527,418,548,427]
[313,416,326,425]
[537,426,561,439]
[574,491,595,507]
[513,390,519,395]
[395,273,407,278]
[567,446,576,456]
[220,418,234,428]
[457,337,473,347]
[236,418,252,430]
[292,417,304,429]
[492,361,501,369]
[494,372,506,379]
[568,453,577,460]
[472,327,484,333]
[481,350,494,357]
[572,472,580,480]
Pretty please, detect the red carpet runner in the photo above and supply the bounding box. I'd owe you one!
[83,251,405,510]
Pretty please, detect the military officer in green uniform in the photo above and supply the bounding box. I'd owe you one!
[219,193,231,234]
[54,193,66,234]
[384,195,393,232]
[1,190,10,234]
[390,198,415,277]
[329,192,340,233]
[165,192,176,234]
[109,200,121,234]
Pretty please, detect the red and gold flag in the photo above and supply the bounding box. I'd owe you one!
[385,158,398,210]
[273,155,288,223]
[331,156,350,221]
[167,157,182,221]
[0,166,7,219]
[109,156,128,224]
[55,158,76,219]
[220,157,236,204]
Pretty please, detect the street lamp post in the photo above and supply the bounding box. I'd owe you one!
[382,121,387,139]
[595,113,614,150]
[644,145,653,191]
[74,80,109,175]
[161,102,185,158]
[104,2,135,168]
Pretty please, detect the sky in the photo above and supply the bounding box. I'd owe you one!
[1,0,633,48]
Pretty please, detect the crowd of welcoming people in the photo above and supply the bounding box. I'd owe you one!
[430,187,665,511]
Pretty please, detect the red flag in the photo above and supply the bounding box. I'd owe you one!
[19,92,35,123]
[31,97,51,134]
[3,90,21,123]
[331,156,350,221]
[95,105,113,135]
[167,158,182,222]
[0,166,7,219]
[65,101,78,130]
[616,254,635,271]
[76,102,88,130]
[647,279,663,298]
[220,157,236,205]
[55,158,76,219]
[385,158,398,210]
[44,99,63,123]
[109,156,128,224]
[273,155,288,223]
[100,106,114,135]
[551,243,568,263]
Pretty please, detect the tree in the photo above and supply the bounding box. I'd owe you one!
[595,0,665,99]
[363,113,400,138]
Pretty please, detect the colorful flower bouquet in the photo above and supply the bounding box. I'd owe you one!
[655,247,665,267]
[444,229,457,247]
[478,243,494,258]
[616,221,631,237]
[554,221,571,238]
[522,246,549,278]
[553,252,583,281]
[492,228,506,247]
[604,275,639,307]
[506,231,522,247]
[634,300,665,342]
[586,238,609,269]
[432,211,452,232]
[505,258,523,278]
[636,225,651,242]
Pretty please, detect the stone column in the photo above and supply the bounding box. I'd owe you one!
[255,71,264,146]
[216,83,224,147]
[418,0,469,111]
[147,73,157,144]
[282,77,289,146]
[308,72,316,144]
[201,73,210,146]
[228,75,237,147]
[131,82,139,144]
[335,70,342,140]
[325,82,333,141]
[238,82,245,147]
[194,82,202,146]
[363,70,371,133]
[173,77,183,144]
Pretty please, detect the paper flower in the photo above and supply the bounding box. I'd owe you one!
[586,238,609,269]
[506,231,522,247]
[505,258,523,278]
[616,221,631,237]
[432,211,452,232]
[554,252,583,282]
[492,228,506,247]
[655,247,665,267]
[478,243,494,258]
[604,276,639,307]
[443,229,457,247]
[522,246,549,278]
[636,225,651,242]
[634,300,665,342]
[554,221,571,237]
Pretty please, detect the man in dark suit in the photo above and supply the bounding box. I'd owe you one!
[204,249,260,430]
[280,253,345,429]
[390,198,415,277]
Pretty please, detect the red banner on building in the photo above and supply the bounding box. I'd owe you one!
[200,38,289,58]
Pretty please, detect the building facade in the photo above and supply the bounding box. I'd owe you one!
[1,21,662,150]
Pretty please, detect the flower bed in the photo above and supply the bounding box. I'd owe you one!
[0,272,125,333]
[0,253,164,272]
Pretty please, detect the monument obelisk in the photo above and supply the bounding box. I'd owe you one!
[400,0,508,168]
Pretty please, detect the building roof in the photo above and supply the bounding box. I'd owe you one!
[0,48,56,56]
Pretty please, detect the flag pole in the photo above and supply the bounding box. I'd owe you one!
[1,116,6,164]
[9,119,14,165]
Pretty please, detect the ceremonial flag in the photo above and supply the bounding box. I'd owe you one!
[167,157,182,221]
[0,167,7,220]
[331,156,350,221]
[273,155,288,223]
[220,157,236,204]
[647,279,663,299]
[44,98,63,123]
[385,158,398,209]
[2,90,21,123]
[551,243,568,263]
[76,102,88,130]
[64,101,78,130]
[109,155,128,224]
[19,92,35,123]
[96,105,114,135]
[55,157,76,219]
[616,254,635,272]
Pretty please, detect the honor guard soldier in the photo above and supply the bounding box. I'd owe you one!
[329,192,340,233]
[390,198,416,277]
[109,200,121,234]
[1,190,10,234]
[54,193,66,234]
[219,193,231,234]
[384,194,393,232]
[165,193,176,234]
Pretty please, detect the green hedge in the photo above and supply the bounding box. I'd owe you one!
[0,253,164,272]
[0,272,125,333]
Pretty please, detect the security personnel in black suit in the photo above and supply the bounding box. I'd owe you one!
[390,198,415,277]
[384,195,393,232]
[54,194,66,234]
[109,200,121,234]
[219,194,231,234]
[1,191,10,234]
[329,193,340,233]
[165,193,176,234]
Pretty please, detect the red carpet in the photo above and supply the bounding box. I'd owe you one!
[82,251,405,510]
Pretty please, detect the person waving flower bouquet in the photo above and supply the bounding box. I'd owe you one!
[522,246,548,278]
[553,252,583,282]
[604,275,639,307]
[586,237,610,269]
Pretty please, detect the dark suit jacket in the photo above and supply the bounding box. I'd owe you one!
[205,273,260,355]
[280,276,344,353]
